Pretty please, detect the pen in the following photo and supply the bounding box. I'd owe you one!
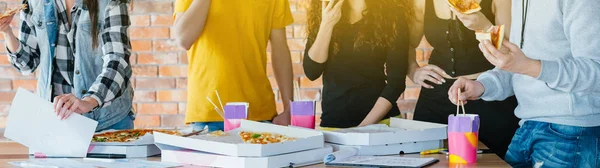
[86,153,127,159]
[420,148,447,155]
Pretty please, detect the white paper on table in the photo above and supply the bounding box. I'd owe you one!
[3,88,98,157]
[327,155,438,168]
[9,158,96,168]
[9,159,182,168]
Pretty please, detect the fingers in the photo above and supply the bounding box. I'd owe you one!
[417,79,434,89]
[479,41,499,65]
[54,95,67,115]
[426,65,448,80]
[333,0,344,10]
[502,40,521,52]
[448,78,466,105]
[426,70,444,84]
[325,0,335,11]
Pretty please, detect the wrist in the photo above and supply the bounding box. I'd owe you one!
[522,59,542,78]
[319,22,335,32]
[83,97,100,111]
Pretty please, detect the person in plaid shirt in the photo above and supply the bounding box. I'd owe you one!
[0,0,134,131]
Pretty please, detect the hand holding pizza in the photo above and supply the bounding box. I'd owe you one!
[450,8,493,32]
[0,12,15,34]
[479,40,542,78]
[320,0,344,29]
[53,94,99,120]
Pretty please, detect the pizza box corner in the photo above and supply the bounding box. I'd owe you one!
[327,140,443,156]
[323,118,447,146]
[154,120,325,157]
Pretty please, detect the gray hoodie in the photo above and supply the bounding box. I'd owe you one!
[477,0,600,127]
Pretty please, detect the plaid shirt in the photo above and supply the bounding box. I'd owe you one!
[8,0,132,108]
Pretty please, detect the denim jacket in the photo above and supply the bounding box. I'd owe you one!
[8,0,134,131]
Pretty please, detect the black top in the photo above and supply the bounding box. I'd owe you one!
[303,18,409,128]
[424,0,495,76]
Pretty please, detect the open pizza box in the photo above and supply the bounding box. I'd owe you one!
[324,118,447,146]
[154,120,325,157]
[158,144,332,168]
[327,140,443,156]
[30,129,189,158]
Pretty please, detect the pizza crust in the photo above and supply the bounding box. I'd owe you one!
[475,25,505,50]
[446,0,481,14]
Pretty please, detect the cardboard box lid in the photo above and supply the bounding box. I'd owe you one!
[154,120,324,157]
[324,118,447,146]
[159,145,332,168]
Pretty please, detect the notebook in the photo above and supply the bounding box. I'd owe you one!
[324,148,438,168]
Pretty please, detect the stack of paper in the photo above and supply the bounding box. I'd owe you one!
[3,88,98,157]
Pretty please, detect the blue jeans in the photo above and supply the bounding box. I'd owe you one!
[505,121,600,168]
[191,120,273,132]
[100,113,135,131]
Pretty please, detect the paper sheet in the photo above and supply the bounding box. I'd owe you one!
[327,155,438,167]
[3,88,98,157]
[9,159,182,168]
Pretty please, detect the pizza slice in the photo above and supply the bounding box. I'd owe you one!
[0,4,27,19]
[475,25,505,50]
[447,0,481,14]
[92,129,181,143]
[238,131,296,144]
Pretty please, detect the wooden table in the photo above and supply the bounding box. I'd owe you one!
[0,142,510,168]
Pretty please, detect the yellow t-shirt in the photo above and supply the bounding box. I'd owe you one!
[174,0,294,123]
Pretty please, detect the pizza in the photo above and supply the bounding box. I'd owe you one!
[208,130,229,137]
[238,131,296,144]
[0,4,27,19]
[446,0,481,14]
[92,129,181,142]
[475,25,505,50]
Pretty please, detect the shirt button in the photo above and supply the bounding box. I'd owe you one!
[450,48,454,52]
[51,44,56,47]
[75,70,80,75]
[446,31,449,34]
[452,71,456,75]
[81,90,87,94]
[451,58,455,62]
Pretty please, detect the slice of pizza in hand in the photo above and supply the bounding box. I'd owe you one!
[447,0,481,14]
[475,25,505,50]
[0,4,27,19]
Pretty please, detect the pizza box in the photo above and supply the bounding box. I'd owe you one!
[157,144,332,168]
[29,144,161,158]
[154,120,324,157]
[91,129,186,146]
[328,140,444,156]
[324,118,447,146]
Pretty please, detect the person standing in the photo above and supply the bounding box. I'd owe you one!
[173,0,295,131]
[407,0,519,158]
[449,0,600,167]
[0,0,134,131]
[303,0,411,129]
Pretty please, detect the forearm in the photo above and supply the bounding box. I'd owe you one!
[2,31,20,53]
[359,98,393,126]
[173,0,211,50]
[307,25,334,63]
[272,47,294,112]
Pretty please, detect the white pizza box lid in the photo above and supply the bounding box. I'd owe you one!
[327,140,443,156]
[324,118,447,146]
[29,144,161,158]
[158,144,332,168]
[154,120,325,157]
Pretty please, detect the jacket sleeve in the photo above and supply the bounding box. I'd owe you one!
[84,1,133,108]
[6,0,41,75]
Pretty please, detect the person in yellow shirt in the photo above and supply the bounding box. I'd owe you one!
[173,0,295,131]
